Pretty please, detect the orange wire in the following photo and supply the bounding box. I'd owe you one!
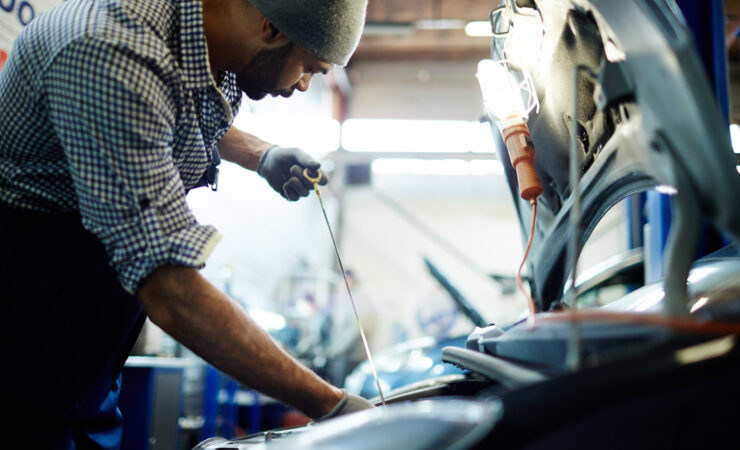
[517,199,538,327]
[536,310,740,335]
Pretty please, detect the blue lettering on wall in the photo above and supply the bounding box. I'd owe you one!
[18,1,33,25]
[0,0,14,14]
[1,0,37,26]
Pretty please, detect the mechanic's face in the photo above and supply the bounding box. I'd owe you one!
[235,41,333,101]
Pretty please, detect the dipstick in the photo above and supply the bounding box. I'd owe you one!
[303,168,386,405]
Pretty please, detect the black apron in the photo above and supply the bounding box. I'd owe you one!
[0,203,145,449]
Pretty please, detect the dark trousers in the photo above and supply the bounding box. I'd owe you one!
[0,203,145,449]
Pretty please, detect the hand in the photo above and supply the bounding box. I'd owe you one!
[317,389,374,421]
[257,146,328,201]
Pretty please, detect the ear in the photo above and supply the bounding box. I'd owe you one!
[258,18,291,47]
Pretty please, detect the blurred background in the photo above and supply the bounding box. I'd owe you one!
[2,1,738,448]
[127,0,740,447]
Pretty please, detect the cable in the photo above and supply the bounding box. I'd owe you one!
[500,122,542,328]
[517,198,538,327]
[536,309,740,335]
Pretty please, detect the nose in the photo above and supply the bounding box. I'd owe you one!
[295,74,312,92]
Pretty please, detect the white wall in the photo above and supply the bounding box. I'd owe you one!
[347,59,486,121]
[187,57,630,355]
[336,172,527,349]
[187,159,529,350]
[187,161,336,310]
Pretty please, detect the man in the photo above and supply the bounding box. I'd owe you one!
[0,0,371,447]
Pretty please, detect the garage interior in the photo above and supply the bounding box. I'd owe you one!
[157,1,740,447]
[133,0,740,447]
[2,0,739,449]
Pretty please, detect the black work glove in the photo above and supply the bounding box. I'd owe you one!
[317,389,375,421]
[257,145,328,201]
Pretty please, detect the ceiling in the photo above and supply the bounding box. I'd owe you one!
[353,0,496,61]
[353,0,740,62]
[352,1,740,123]
[727,0,740,62]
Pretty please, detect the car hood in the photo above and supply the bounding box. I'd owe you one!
[490,0,740,312]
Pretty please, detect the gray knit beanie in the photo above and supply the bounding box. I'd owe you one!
[249,0,368,66]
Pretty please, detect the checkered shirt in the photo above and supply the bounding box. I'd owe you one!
[0,0,242,293]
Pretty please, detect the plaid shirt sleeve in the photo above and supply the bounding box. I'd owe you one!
[43,37,221,293]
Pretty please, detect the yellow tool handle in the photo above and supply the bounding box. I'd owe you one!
[303,168,322,190]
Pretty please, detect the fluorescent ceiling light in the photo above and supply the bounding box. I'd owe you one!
[341,119,496,154]
[729,124,740,173]
[731,124,740,153]
[372,158,504,176]
[416,19,465,30]
[465,21,493,37]
[365,19,466,35]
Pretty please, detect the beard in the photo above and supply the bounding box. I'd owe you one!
[235,42,295,100]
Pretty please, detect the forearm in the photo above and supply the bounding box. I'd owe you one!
[218,127,273,171]
[138,265,342,418]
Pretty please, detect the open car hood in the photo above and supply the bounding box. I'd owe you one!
[194,1,740,449]
[492,0,740,312]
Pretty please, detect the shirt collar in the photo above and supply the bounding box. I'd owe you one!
[178,0,216,90]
